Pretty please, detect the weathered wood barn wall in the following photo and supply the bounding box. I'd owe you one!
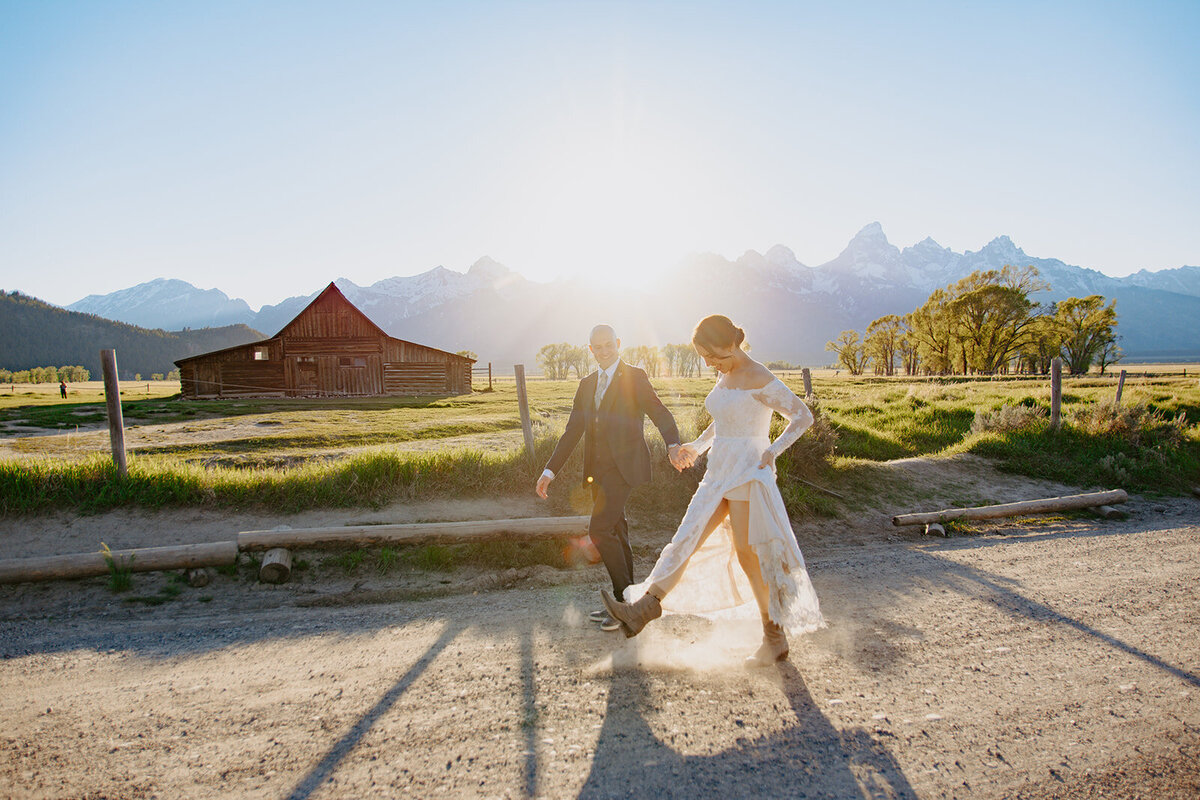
[176,283,473,399]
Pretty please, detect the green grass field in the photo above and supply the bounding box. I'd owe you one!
[1,369,1197,517]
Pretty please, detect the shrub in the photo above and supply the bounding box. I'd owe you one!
[971,403,1048,434]
[774,400,838,478]
[1069,402,1188,447]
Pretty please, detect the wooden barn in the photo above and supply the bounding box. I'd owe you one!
[175,282,474,399]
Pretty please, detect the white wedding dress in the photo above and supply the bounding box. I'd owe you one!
[624,376,825,635]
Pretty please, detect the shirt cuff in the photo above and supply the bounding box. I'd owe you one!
[541,468,555,480]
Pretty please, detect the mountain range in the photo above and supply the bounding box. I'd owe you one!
[61,224,1200,367]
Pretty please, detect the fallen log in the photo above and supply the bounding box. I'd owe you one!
[0,541,239,585]
[258,548,292,584]
[924,523,947,537]
[892,490,1128,527]
[237,516,591,552]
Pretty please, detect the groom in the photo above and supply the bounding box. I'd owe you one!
[536,324,683,631]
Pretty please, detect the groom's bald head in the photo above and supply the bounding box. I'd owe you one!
[589,324,620,369]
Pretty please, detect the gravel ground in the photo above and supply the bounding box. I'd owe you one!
[1,486,1198,799]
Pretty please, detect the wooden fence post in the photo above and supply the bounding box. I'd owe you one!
[1050,357,1062,431]
[514,364,535,463]
[100,349,127,477]
[1114,369,1127,406]
[801,367,813,400]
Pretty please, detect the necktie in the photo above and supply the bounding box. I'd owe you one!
[594,370,608,410]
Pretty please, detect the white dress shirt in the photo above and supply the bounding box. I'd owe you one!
[541,361,620,481]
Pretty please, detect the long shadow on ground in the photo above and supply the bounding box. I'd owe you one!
[579,662,915,800]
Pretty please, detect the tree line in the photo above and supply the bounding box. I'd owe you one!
[536,342,705,378]
[0,365,91,384]
[0,365,184,384]
[826,265,1120,377]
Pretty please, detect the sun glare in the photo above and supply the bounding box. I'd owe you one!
[511,125,711,286]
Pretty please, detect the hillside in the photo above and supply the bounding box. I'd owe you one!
[0,291,264,378]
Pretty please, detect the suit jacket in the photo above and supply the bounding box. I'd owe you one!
[545,361,681,488]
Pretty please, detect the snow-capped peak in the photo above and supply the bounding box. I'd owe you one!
[467,256,510,282]
[972,235,1027,262]
[765,244,807,270]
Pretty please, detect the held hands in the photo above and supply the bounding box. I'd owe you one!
[668,444,697,472]
[535,473,553,499]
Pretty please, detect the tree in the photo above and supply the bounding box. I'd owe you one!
[907,289,958,374]
[1054,295,1118,374]
[864,315,903,376]
[1018,315,1062,375]
[1096,337,1122,376]
[663,343,690,376]
[536,343,573,379]
[623,345,663,377]
[667,343,701,377]
[455,350,478,361]
[946,266,1046,374]
[897,318,920,375]
[566,345,591,378]
[825,330,868,375]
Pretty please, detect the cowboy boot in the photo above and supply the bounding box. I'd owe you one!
[600,589,662,638]
[745,617,789,667]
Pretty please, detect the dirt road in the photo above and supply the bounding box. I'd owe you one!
[2,490,1198,799]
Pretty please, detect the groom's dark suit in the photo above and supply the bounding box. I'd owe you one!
[545,361,680,601]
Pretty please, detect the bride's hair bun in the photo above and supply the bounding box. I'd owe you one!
[692,314,746,352]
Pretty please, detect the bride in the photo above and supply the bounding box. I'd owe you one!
[601,314,825,666]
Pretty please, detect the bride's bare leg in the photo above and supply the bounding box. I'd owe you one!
[726,499,770,618]
[728,498,789,664]
[647,499,731,599]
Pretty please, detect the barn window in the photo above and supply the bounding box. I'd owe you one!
[339,357,367,368]
[253,346,270,361]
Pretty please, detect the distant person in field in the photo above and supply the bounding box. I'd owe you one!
[536,324,685,633]
[59,380,67,398]
[601,315,824,666]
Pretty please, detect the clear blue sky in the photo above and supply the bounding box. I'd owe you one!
[2,0,1197,309]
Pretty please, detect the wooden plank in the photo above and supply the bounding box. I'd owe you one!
[892,490,1128,527]
[237,516,590,551]
[385,362,449,394]
[0,541,239,585]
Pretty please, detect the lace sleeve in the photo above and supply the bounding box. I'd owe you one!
[685,420,716,456]
[752,378,814,459]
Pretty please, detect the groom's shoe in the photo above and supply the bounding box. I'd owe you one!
[601,590,661,638]
[588,609,607,623]
[598,615,621,632]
